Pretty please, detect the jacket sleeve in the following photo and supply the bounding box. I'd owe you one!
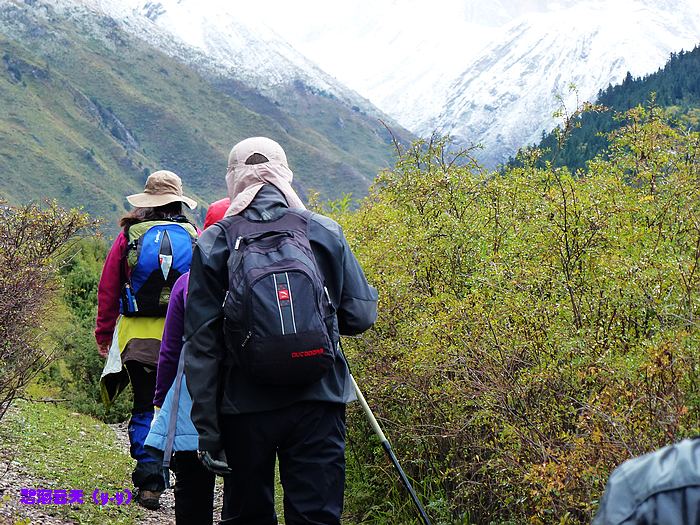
[308,214,378,336]
[95,232,127,345]
[153,274,188,408]
[183,227,228,451]
[335,226,378,335]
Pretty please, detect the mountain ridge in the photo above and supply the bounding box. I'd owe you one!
[258,0,700,167]
[0,0,411,232]
[81,0,389,119]
[425,1,700,167]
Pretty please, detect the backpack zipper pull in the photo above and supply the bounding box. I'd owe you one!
[234,236,243,250]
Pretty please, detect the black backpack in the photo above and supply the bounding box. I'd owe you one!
[219,210,336,385]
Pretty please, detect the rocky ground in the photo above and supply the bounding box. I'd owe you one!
[0,454,70,525]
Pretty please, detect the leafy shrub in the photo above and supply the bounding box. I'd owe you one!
[0,201,92,422]
[339,107,700,523]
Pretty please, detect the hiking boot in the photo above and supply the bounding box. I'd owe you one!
[136,489,162,510]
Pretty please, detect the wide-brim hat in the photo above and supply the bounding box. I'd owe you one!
[126,170,197,209]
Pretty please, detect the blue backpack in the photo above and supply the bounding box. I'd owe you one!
[218,210,336,385]
[121,218,197,317]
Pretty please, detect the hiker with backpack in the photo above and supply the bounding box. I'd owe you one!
[145,197,230,525]
[95,170,198,510]
[183,137,378,525]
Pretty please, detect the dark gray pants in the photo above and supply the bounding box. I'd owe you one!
[219,401,346,525]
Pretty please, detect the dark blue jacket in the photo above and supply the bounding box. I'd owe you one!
[183,186,378,451]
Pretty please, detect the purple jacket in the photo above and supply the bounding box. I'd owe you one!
[153,272,189,408]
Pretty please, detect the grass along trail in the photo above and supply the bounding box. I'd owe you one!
[0,399,222,524]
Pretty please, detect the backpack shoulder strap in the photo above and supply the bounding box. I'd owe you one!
[125,220,156,244]
[288,208,312,223]
[217,215,248,252]
[178,221,198,240]
[273,208,311,232]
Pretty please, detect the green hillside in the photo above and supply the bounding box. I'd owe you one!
[522,44,700,171]
[0,1,407,229]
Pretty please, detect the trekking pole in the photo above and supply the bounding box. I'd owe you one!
[341,345,433,525]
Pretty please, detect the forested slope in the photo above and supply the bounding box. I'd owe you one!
[524,44,700,172]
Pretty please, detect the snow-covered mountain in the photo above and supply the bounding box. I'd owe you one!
[66,0,382,116]
[13,0,700,168]
[429,1,700,166]
[262,0,700,166]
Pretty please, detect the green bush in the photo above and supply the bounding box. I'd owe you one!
[339,107,700,523]
[0,200,92,422]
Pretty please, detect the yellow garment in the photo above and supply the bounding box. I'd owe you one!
[100,315,165,407]
[116,315,166,353]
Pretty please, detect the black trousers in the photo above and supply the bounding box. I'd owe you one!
[124,361,164,492]
[125,360,158,413]
[219,401,346,525]
[172,451,216,525]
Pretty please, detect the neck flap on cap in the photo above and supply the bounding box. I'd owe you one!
[224,137,305,216]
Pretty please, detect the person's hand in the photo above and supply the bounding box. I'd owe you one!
[150,406,161,429]
[197,450,232,476]
[97,341,110,358]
